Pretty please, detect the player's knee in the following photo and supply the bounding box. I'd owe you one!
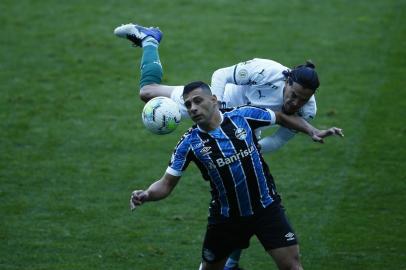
[280,255,302,270]
[139,86,155,102]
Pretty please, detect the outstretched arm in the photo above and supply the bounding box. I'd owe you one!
[130,173,181,211]
[274,112,343,143]
[258,127,296,153]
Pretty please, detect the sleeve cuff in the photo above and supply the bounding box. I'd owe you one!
[166,167,182,177]
[266,109,276,125]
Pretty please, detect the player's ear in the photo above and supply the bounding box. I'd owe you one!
[211,94,218,103]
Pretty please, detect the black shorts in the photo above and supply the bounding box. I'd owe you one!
[202,203,298,263]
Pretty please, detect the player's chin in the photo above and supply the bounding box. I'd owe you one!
[284,108,295,115]
[192,115,204,122]
[282,105,295,115]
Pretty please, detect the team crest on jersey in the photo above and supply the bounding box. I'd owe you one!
[237,69,248,80]
[235,128,247,140]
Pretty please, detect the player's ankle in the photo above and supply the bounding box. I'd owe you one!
[142,37,159,47]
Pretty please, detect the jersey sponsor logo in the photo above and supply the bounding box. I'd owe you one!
[235,128,247,140]
[207,160,217,170]
[285,232,295,241]
[215,145,255,167]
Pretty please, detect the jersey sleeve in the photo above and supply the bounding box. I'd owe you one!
[211,58,286,102]
[211,65,236,101]
[258,126,296,153]
[232,58,284,85]
[166,132,194,176]
[235,106,276,129]
[298,95,317,120]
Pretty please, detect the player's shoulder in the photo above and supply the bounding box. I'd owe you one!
[225,105,269,117]
[252,58,288,70]
[176,127,196,145]
[299,95,317,119]
[237,58,288,79]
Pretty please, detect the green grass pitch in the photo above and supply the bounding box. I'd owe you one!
[1,0,405,269]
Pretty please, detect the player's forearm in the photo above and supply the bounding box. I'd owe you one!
[258,127,296,153]
[144,178,174,202]
[275,112,318,136]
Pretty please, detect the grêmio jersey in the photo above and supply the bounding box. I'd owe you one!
[166,106,281,218]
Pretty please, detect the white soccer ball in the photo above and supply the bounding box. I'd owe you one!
[141,97,181,135]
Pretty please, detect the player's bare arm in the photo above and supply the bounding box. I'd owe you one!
[130,173,181,210]
[274,111,343,143]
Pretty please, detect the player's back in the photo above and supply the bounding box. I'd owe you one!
[223,58,287,110]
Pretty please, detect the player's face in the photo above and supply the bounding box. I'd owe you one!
[183,88,217,125]
[283,81,314,114]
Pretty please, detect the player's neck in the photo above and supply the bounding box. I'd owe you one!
[198,110,223,132]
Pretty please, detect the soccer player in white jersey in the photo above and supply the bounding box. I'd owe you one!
[211,58,319,155]
[113,23,319,156]
[114,22,322,270]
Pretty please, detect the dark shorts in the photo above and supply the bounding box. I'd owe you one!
[202,203,298,263]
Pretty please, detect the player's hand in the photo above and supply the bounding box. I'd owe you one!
[129,190,148,211]
[311,127,344,143]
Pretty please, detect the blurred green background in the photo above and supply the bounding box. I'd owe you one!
[1,0,405,269]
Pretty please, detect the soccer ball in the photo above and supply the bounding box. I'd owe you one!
[142,97,181,135]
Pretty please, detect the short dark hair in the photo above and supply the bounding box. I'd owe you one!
[182,81,212,97]
[283,60,320,92]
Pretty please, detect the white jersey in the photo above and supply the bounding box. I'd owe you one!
[211,58,318,153]
[211,58,317,120]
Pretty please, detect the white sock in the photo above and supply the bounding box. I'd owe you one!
[225,257,238,268]
[142,37,158,47]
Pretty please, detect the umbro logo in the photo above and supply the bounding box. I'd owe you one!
[200,146,212,156]
[285,232,295,241]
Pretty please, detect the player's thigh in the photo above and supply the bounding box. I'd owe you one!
[139,84,178,100]
[255,204,298,251]
[202,221,251,265]
[267,245,302,270]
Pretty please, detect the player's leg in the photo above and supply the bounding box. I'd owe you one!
[200,221,250,270]
[256,203,302,270]
[199,259,228,270]
[113,23,179,102]
[223,249,243,270]
[219,85,249,270]
[137,39,175,102]
[267,245,303,270]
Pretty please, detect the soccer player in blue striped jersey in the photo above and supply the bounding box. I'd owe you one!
[130,81,343,270]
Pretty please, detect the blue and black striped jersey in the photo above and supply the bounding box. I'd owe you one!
[166,106,280,218]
